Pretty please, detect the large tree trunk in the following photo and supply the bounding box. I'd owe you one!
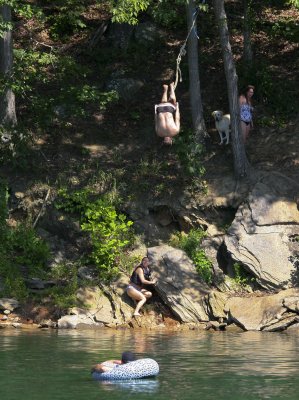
[186,0,208,144]
[0,4,17,126]
[213,0,249,178]
[242,0,253,69]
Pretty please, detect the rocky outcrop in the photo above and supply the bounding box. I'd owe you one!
[204,290,230,320]
[225,288,299,331]
[76,286,116,325]
[148,245,210,322]
[0,298,19,312]
[225,174,299,290]
[106,77,144,102]
[57,309,102,329]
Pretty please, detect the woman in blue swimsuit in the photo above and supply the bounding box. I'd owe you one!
[239,85,254,142]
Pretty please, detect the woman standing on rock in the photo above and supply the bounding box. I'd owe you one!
[126,257,157,317]
[239,85,255,142]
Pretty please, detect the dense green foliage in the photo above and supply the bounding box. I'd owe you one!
[232,263,255,287]
[0,181,49,299]
[174,130,206,177]
[288,0,299,8]
[170,228,213,284]
[0,182,81,306]
[1,0,297,138]
[56,188,134,281]
[109,0,150,25]
[43,262,80,309]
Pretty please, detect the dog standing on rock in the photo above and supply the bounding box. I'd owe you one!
[212,110,231,145]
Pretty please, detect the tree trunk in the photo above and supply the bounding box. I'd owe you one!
[213,0,249,178]
[242,0,253,69]
[0,4,17,126]
[186,0,208,144]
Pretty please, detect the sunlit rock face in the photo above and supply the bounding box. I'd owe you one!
[148,245,210,323]
[225,288,299,331]
[225,174,299,290]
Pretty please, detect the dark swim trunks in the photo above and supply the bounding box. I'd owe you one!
[155,105,176,114]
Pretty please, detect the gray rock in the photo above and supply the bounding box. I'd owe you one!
[204,290,230,320]
[76,286,129,325]
[134,22,158,43]
[225,288,299,331]
[201,175,250,208]
[286,322,299,331]
[148,245,210,323]
[0,298,19,311]
[77,266,97,281]
[106,78,144,102]
[57,313,99,329]
[225,177,299,290]
[25,278,55,290]
[108,23,134,49]
[262,313,299,332]
[38,319,57,329]
[283,296,299,313]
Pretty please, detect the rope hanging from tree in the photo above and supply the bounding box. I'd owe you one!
[173,2,203,90]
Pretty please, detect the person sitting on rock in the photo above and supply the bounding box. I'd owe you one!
[155,82,180,145]
[126,257,157,317]
[91,351,136,373]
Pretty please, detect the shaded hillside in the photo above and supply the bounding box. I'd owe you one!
[3,1,298,187]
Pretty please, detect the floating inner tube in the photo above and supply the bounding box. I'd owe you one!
[92,358,159,381]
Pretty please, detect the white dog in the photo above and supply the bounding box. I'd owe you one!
[212,110,231,145]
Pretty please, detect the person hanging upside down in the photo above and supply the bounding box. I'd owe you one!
[155,82,180,145]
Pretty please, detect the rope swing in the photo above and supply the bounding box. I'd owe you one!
[173,3,202,90]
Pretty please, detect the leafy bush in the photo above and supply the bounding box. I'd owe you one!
[270,18,299,41]
[46,263,79,309]
[170,229,213,284]
[233,263,255,287]
[238,61,299,118]
[56,187,91,214]
[43,0,87,39]
[11,47,119,127]
[81,199,133,280]
[149,0,185,28]
[173,130,206,177]
[0,181,49,299]
[110,0,150,25]
[0,125,33,166]
[56,189,134,281]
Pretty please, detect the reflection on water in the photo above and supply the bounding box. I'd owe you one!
[100,379,159,394]
[1,328,299,400]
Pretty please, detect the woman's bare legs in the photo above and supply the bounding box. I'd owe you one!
[127,287,151,316]
[134,297,146,316]
[168,82,176,105]
[161,84,168,103]
[241,121,250,142]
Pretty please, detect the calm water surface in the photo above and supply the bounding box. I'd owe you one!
[1,328,299,400]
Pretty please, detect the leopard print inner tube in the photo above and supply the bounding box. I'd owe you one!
[91,358,159,381]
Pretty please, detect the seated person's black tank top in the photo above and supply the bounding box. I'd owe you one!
[130,266,151,286]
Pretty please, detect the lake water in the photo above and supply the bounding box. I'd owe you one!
[1,328,299,400]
